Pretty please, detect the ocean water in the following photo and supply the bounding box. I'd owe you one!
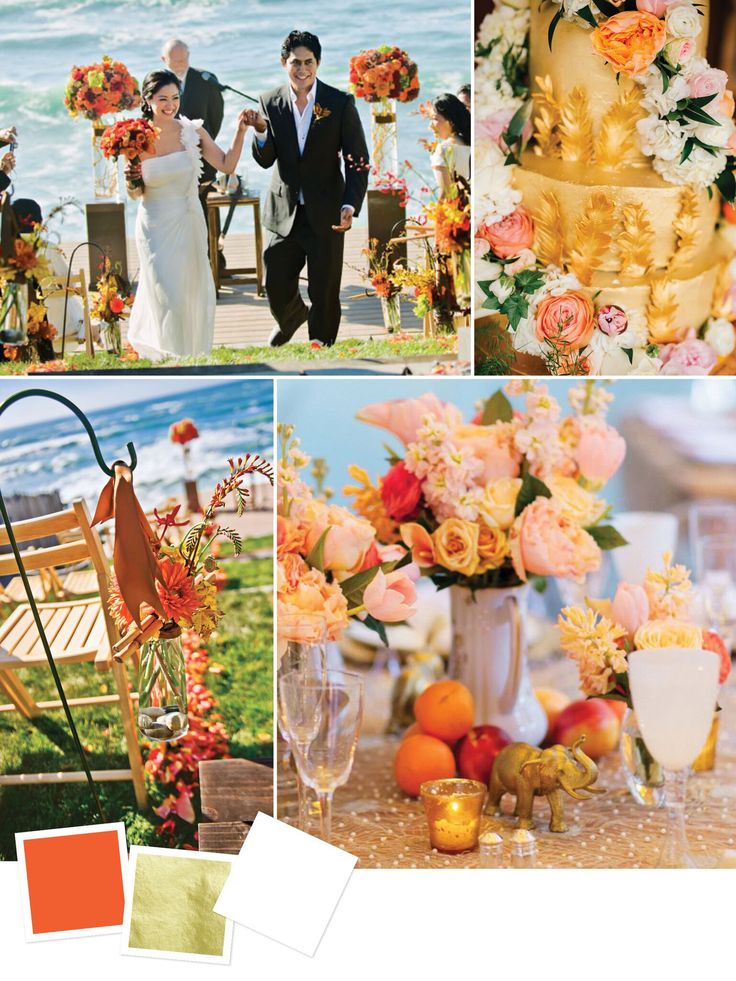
[0,379,274,511]
[2,0,471,240]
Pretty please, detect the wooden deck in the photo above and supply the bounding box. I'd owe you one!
[65,229,427,350]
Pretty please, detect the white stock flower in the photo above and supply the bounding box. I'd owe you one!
[665,3,702,39]
[637,116,685,161]
[704,318,736,357]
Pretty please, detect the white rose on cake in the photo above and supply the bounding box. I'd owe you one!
[665,3,702,39]
[511,315,545,358]
[637,117,685,161]
[639,69,690,116]
[655,145,728,187]
[687,117,735,150]
[704,318,736,358]
[632,351,664,375]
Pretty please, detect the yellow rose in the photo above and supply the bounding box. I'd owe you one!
[546,475,608,528]
[479,477,522,531]
[432,518,480,577]
[634,619,703,651]
[476,524,509,574]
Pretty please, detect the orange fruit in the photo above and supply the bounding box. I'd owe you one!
[414,679,475,743]
[534,687,571,740]
[402,721,424,740]
[394,733,457,797]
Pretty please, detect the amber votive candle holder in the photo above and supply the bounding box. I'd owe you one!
[419,778,487,854]
[692,713,720,772]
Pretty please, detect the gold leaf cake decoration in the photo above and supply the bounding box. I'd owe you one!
[532,75,562,158]
[711,258,732,320]
[534,190,566,267]
[617,203,655,279]
[647,277,681,344]
[669,187,701,273]
[594,88,643,171]
[558,86,594,164]
[568,192,616,286]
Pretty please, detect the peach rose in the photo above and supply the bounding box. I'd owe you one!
[634,619,703,651]
[432,518,480,577]
[546,474,608,527]
[357,393,463,447]
[278,561,349,642]
[611,582,650,638]
[574,419,626,485]
[591,11,666,78]
[509,497,601,583]
[363,568,417,622]
[451,422,522,483]
[277,514,308,560]
[476,524,509,574]
[400,522,436,568]
[535,291,595,351]
[703,630,731,685]
[636,0,668,15]
[479,477,522,531]
[721,90,736,120]
[303,502,376,573]
[476,206,535,260]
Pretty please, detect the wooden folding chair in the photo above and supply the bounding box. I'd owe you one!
[0,498,148,808]
[43,269,94,357]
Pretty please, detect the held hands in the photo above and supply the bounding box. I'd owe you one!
[0,127,17,148]
[235,109,251,135]
[242,109,267,135]
[332,206,354,233]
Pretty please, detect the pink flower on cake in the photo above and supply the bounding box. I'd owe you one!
[477,206,535,260]
[597,305,629,337]
[478,109,533,153]
[357,393,463,447]
[506,249,537,275]
[509,497,601,583]
[659,339,718,375]
[611,582,650,638]
[535,291,595,351]
[663,37,695,67]
[688,68,729,102]
[636,0,671,15]
[362,568,417,622]
[575,419,627,484]
[591,12,666,78]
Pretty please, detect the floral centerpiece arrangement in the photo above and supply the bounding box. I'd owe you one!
[107,454,274,742]
[277,423,417,647]
[345,380,626,741]
[64,56,141,121]
[349,46,420,105]
[0,220,57,361]
[100,117,158,190]
[90,257,132,356]
[170,418,200,483]
[362,238,402,333]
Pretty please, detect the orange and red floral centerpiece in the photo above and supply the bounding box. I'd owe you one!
[90,257,133,356]
[170,418,200,482]
[349,46,420,107]
[0,219,57,361]
[64,56,141,121]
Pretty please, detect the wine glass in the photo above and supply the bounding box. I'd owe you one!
[282,669,364,844]
[688,501,736,552]
[693,534,736,641]
[277,612,327,831]
[611,512,679,584]
[628,647,720,868]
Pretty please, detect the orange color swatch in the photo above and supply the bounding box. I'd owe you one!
[23,829,125,934]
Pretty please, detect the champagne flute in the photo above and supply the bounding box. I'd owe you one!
[277,612,327,831]
[628,647,720,868]
[283,669,364,844]
[694,534,736,641]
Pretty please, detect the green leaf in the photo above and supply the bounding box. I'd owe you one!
[482,294,502,312]
[680,137,695,164]
[502,291,530,331]
[305,527,330,572]
[716,166,736,203]
[585,524,628,550]
[578,4,598,29]
[515,468,552,517]
[548,7,563,49]
[481,389,514,425]
[504,101,531,148]
[621,347,634,365]
[514,269,545,294]
[362,613,389,646]
[383,442,402,466]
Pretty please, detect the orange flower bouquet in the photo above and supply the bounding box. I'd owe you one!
[100,118,158,190]
[90,257,133,356]
[107,455,274,742]
[65,56,141,121]
[170,418,200,480]
[349,46,420,106]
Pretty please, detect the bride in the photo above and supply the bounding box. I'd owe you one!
[124,69,249,360]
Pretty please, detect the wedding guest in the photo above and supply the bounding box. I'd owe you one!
[161,39,224,204]
[0,151,14,194]
[429,93,470,197]
[457,84,471,111]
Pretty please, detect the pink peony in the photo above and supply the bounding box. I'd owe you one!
[362,568,417,622]
[636,0,669,14]
[659,339,718,376]
[451,422,522,483]
[575,419,627,484]
[303,503,376,573]
[357,393,463,447]
[597,305,629,337]
[477,206,535,260]
[612,582,650,637]
[478,109,533,152]
[400,522,436,568]
[688,68,729,102]
[509,497,602,583]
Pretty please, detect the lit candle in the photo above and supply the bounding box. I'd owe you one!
[420,779,487,854]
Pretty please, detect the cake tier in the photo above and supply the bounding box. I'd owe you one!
[529,3,710,172]
[515,152,719,276]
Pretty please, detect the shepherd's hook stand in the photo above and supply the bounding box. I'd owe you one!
[0,389,138,822]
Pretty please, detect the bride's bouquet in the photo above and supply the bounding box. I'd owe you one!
[100,118,158,190]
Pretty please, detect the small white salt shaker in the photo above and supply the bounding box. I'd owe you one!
[478,831,504,869]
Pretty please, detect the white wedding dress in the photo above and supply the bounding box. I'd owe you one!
[128,117,215,360]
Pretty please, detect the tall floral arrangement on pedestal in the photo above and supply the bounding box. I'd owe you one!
[277,423,418,646]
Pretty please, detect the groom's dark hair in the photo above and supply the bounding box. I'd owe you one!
[281,30,321,62]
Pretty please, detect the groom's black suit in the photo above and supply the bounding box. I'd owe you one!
[253,79,369,346]
[178,67,224,189]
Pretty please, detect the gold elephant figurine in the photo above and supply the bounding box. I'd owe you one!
[487,736,605,833]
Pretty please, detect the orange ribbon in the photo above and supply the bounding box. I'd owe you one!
[92,465,165,627]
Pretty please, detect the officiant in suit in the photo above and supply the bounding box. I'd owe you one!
[247,30,369,347]
[161,39,224,210]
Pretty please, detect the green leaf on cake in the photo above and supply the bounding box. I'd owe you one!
[621,347,634,365]
[716,166,736,203]
[680,138,695,164]
[585,525,629,550]
[362,614,389,646]
[548,8,563,49]
[514,269,545,295]
[481,390,514,425]
[578,5,598,28]
[502,292,530,330]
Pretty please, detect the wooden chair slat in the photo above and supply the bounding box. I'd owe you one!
[0,509,79,546]
[0,540,90,577]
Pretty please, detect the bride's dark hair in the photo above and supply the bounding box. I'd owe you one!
[433,93,471,147]
[140,69,181,119]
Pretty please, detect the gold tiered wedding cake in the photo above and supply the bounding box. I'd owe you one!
[475,0,736,375]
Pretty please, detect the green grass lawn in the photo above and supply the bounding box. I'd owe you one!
[0,334,457,374]
[0,538,273,859]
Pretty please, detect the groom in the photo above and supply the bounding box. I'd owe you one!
[247,30,369,347]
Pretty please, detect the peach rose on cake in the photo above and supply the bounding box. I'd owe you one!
[535,291,595,351]
[476,206,535,260]
[591,11,666,78]
[509,497,601,583]
[478,477,522,530]
[362,568,418,622]
[432,518,480,577]
[546,474,608,527]
[303,502,376,573]
[476,524,509,574]
[451,422,522,483]
[634,619,703,650]
[357,394,463,447]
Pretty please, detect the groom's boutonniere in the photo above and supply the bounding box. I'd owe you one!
[312,104,331,125]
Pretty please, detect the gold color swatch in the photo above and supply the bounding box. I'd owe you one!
[617,203,655,279]
[558,86,594,164]
[669,187,701,272]
[647,277,681,344]
[534,190,566,267]
[568,192,615,286]
[594,88,643,170]
[532,75,562,158]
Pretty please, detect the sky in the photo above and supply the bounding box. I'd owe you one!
[0,377,255,431]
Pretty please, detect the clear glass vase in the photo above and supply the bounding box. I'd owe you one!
[101,320,122,356]
[91,122,119,199]
[137,624,189,742]
[0,280,29,346]
[380,293,401,333]
[620,708,665,807]
[370,99,398,181]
